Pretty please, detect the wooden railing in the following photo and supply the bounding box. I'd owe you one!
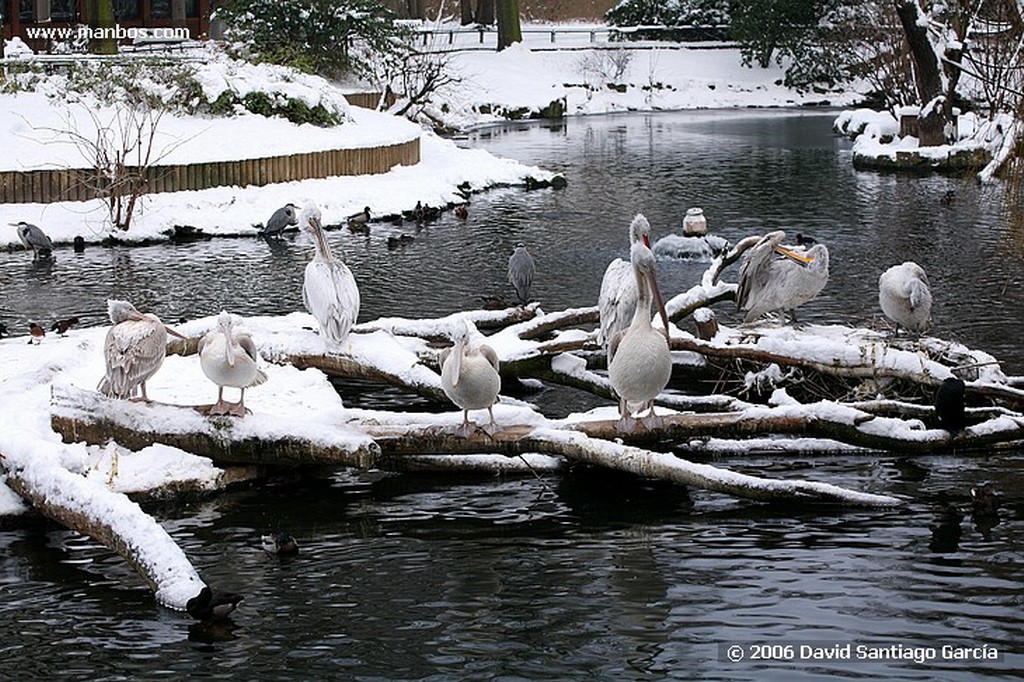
[0,136,420,204]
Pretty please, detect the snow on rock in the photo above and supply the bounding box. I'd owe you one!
[653,234,729,261]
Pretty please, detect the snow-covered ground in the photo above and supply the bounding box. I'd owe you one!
[0,23,862,249]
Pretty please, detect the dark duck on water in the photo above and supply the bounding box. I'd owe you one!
[186,586,244,621]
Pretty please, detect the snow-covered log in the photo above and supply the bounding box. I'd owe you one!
[50,384,381,468]
[0,430,205,610]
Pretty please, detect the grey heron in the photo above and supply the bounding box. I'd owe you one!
[10,221,54,260]
[878,261,931,334]
[507,243,536,306]
[261,203,299,239]
[607,213,672,430]
[198,311,268,417]
[440,321,501,437]
[98,299,185,401]
[735,230,829,322]
[300,202,360,351]
[598,214,652,354]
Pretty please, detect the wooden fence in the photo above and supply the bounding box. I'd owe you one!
[0,137,420,204]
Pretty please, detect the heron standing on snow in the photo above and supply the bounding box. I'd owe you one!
[607,213,672,431]
[300,202,360,351]
[507,243,536,306]
[440,322,501,437]
[735,230,829,322]
[98,299,185,401]
[598,214,653,356]
[879,261,932,334]
[261,203,299,239]
[10,221,54,260]
[199,311,268,417]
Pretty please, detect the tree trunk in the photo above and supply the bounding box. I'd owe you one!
[495,0,522,51]
[171,0,186,28]
[476,0,494,26]
[406,0,424,20]
[894,0,947,145]
[86,0,117,55]
[461,0,475,25]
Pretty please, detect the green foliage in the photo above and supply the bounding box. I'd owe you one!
[605,0,730,41]
[729,0,864,88]
[214,0,415,80]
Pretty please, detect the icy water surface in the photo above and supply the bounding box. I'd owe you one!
[0,110,1022,680]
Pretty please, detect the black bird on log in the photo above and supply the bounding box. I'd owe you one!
[51,316,80,336]
[934,377,966,433]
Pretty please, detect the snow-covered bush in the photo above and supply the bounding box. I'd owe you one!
[605,0,730,42]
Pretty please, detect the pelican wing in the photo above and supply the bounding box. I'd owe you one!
[606,327,627,363]
[99,320,167,398]
[303,259,361,348]
[735,236,777,318]
[478,344,500,373]
[236,331,260,364]
[597,258,637,347]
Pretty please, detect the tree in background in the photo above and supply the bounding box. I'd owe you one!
[86,0,117,54]
[477,0,495,25]
[605,0,729,41]
[460,0,475,25]
[496,0,521,50]
[214,0,414,80]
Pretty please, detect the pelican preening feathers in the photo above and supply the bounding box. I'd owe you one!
[440,322,502,437]
[198,311,268,417]
[735,230,830,322]
[606,213,672,430]
[300,202,361,352]
[879,261,932,334]
[98,299,185,402]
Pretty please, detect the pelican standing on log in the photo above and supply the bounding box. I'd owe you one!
[507,243,536,306]
[98,299,185,401]
[607,213,672,431]
[440,322,501,437]
[598,214,653,355]
[735,230,829,322]
[300,202,360,352]
[199,311,268,416]
[10,221,54,260]
[879,261,932,334]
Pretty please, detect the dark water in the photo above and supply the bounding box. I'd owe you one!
[1,110,1023,680]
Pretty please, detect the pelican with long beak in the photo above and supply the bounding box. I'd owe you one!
[98,299,186,401]
[735,230,829,322]
[199,311,268,417]
[300,202,360,352]
[440,322,501,437]
[607,213,672,431]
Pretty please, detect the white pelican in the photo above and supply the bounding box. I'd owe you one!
[199,311,268,417]
[300,202,360,352]
[507,243,536,306]
[598,214,652,354]
[607,215,672,430]
[10,221,54,260]
[440,322,501,436]
[879,261,931,334]
[98,299,185,401]
[735,230,829,322]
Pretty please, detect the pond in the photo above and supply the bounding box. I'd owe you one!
[0,109,1021,680]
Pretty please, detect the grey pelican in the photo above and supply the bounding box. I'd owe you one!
[198,311,267,417]
[879,261,931,333]
[261,203,299,239]
[98,299,185,401]
[598,214,652,354]
[507,243,536,306]
[10,221,54,260]
[440,322,501,436]
[735,230,829,322]
[607,214,672,430]
[300,202,360,351]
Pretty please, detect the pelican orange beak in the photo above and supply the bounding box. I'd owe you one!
[774,245,815,264]
[164,325,186,339]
